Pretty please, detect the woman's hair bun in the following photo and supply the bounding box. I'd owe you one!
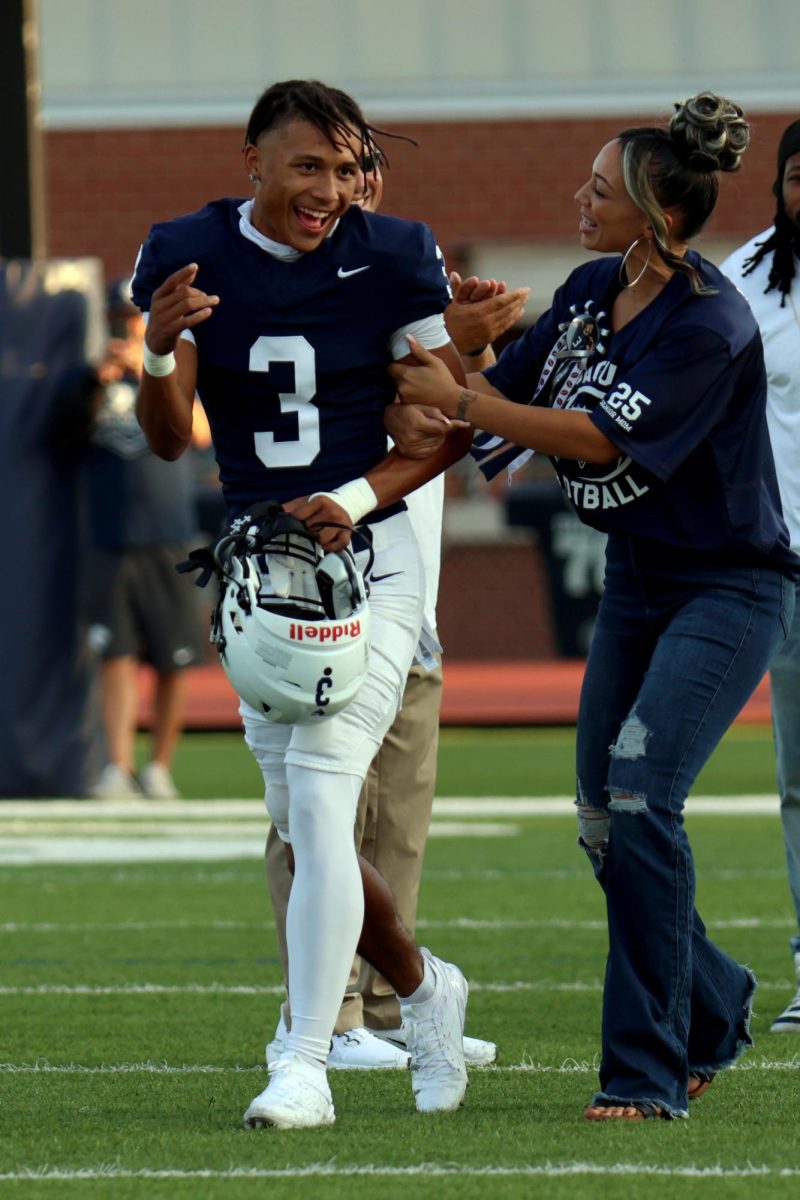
[669,92,750,173]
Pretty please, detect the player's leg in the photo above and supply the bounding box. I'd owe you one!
[285,514,467,1112]
[357,663,496,1066]
[263,816,408,1070]
[247,513,467,1120]
[241,716,352,1129]
[283,765,366,1060]
[767,582,800,1031]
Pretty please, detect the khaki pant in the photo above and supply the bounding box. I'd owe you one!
[265,660,442,1033]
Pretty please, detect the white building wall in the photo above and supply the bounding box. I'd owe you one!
[37,0,800,128]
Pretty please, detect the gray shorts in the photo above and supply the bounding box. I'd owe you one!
[87,544,208,672]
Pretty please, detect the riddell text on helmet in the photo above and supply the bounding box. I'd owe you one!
[289,621,362,642]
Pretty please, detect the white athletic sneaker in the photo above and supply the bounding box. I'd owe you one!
[89,764,141,800]
[327,1027,410,1070]
[139,762,180,800]
[243,1054,335,1130]
[771,952,800,1033]
[771,986,800,1032]
[375,1026,497,1066]
[400,948,468,1112]
[266,1014,410,1070]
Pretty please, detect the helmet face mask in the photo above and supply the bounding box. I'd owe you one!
[212,506,370,724]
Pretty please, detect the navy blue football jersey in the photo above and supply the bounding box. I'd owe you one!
[484,252,798,574]
[131,200,450,516]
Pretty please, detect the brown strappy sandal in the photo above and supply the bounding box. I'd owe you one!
[584,1101,668,1121]
[687,1071,716,1099]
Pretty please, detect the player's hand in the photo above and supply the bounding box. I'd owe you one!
[445,272,529,356]
[389,337,463,417]
[283,495,353,552]
[145,263,220,354]
[383,401,469,458]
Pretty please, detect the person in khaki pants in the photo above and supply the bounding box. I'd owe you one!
[263,146,527,1069]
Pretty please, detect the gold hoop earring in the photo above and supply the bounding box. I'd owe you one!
[619,236,652,288]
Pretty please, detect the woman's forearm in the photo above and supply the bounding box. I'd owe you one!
[455,387,619,463]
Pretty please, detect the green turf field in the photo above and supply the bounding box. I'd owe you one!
[2,726,799,1198]
[163,722,782,800]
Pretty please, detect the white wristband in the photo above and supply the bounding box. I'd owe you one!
[142,344,177,377]
[309,477,378,525]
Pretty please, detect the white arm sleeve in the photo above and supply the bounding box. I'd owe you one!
[389,313,449,360]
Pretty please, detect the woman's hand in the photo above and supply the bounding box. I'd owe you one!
[388,337,464,418]
[383,401,469,459]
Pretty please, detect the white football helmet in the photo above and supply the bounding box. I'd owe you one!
[210,505,370,724]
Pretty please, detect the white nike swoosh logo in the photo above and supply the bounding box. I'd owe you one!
[337,266,371,278]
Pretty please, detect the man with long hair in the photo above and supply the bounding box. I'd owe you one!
[722,119,800,1034]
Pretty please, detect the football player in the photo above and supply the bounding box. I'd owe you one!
[133,79,474,1130]
[262,144,526,1072]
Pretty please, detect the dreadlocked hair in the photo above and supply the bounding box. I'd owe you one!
[244,78,416,167]
[618,91,750,295]
[741,204,799,308]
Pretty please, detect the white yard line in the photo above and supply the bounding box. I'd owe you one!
[0,916,793,934]
[0,822,518,865]
[0,979,792,996]
[0,821,517,837]
[2,1163,800,1180]
[0,794,779,864]
[2,1056,797,1075]
[0,795,782,818]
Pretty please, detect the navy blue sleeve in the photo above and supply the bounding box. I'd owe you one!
[392,224,451,331]
[130,226,181,314]
[590,328,734,481]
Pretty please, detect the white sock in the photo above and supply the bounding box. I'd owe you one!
[399,954,436,1006]
[283,765,363,1063]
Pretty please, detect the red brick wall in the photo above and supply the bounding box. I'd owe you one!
[437,543,557,661]
[44,111,793,277]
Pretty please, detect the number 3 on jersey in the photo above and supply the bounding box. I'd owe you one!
[250,335,320,468]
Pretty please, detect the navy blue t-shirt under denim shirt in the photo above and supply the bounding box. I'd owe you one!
[484,251,799,579]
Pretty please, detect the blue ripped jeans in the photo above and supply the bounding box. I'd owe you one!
[576,534,793,1117]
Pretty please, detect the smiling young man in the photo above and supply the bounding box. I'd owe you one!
[132,79,473,1130]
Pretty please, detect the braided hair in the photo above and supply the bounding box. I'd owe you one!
[244,79,414,166]
[741,118,800,307]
